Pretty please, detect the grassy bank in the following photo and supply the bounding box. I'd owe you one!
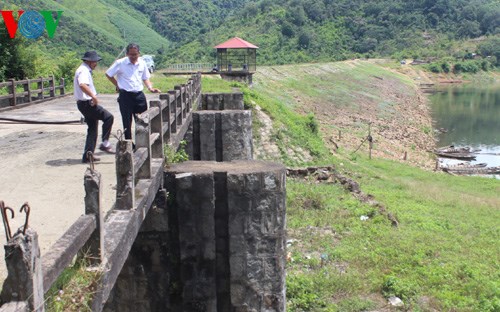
[286,156,500,311]
[241,60,500,310]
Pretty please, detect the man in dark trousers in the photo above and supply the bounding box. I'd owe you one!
[74,50,114,163]
[105,43,161,142]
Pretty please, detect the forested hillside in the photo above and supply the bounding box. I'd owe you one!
[121,0,247,43]
[0,0,170,80]
[1,0,499,80]
[162,0,500,65]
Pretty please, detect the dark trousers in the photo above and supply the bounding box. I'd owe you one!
[118,90,147,140]
[77,100,114,161]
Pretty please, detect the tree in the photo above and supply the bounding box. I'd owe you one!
[298,31,312,49]
[289,6,306,26]
[281,22,295,37]
[480,8,500,34]
[456,20,482,38]
[478,37,500,66]
[0,26,29,80]
[354,37,378,53]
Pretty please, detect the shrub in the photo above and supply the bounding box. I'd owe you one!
[287,274,326,310]
[57,52,80,81]
[281,22,295,37]
[441,62,451,73]
[428,63,442,73]
[306,113,319,134]
[382,275,417,301]
[164,140,189,165]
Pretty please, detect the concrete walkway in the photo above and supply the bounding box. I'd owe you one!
[0,93,159,281]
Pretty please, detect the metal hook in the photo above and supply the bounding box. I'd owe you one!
[113,129,124,142]
[0,201,15,241]
[86,151,95,171]
[19,202,30,236]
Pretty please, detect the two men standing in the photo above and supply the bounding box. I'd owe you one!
[74,43,160,162]
[105,43,161,141]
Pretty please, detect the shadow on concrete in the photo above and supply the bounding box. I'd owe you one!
[45,159,84,166]
[46,159,116,167]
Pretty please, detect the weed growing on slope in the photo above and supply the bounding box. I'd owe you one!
[45,255,102,312]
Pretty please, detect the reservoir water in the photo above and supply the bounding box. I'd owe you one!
[429,83,500,175]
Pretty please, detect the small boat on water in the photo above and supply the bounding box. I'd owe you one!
[442,166,500,175]
[435,145,480,153]
[434,151,476,160]
[441,163,487,170]
[434,145,479,160]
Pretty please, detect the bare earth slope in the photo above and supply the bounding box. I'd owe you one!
[253,59,436,168]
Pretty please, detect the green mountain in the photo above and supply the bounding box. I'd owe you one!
[120,0,249,43]
[1,0,499,80]
[160,0,500,65]
[2,0,171,64]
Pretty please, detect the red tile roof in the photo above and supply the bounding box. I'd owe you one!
[214,37,259,49]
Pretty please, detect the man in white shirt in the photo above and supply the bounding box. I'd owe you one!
[74,50,114,163]
[105,43,161,141]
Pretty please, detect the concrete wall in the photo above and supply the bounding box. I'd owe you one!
[105,90,286,312]
[103,191,170,312]
[201,93,244,110]
[189,110,253,162]
[167,161,287,312]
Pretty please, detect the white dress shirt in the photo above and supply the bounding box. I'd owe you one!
[105,56,151,92]
[73,62,96,101]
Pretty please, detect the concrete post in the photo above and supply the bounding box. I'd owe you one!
[8,79,15,107]
[191,111,253,161]
[159,94,171,142]
[150,101,164,160]
[60,78,65,95]
[176,172,217,311]
[135,113,152,180]
[23,79,30,103]
[83,168,104,264]
[1,229,45,312]
[227,167,287,312]
[201,93,244,110]
[168,91,177,133]
[115,140,135,210]
[49,75,55,97]
[221,110,253,161]
[37,78,43,100]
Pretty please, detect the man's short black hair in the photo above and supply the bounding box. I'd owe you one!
[126,43,140,53]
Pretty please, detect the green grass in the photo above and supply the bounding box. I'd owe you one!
[45,256,101,312]
[238,83,333,166]
[244,61,500,311]
[286,154,500,311]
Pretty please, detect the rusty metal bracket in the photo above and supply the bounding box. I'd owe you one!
[113,129,124,142]
[86,151,95,171]
[19,202,31,235]
[0,201,15,241]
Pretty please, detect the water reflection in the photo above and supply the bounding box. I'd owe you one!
[429,83,500,176]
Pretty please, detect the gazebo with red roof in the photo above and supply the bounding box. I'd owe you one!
[214,37,258,74]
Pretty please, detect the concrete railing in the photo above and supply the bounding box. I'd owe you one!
[164,63,213,72]
[0,76,65,109]
[0,73,202,312]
